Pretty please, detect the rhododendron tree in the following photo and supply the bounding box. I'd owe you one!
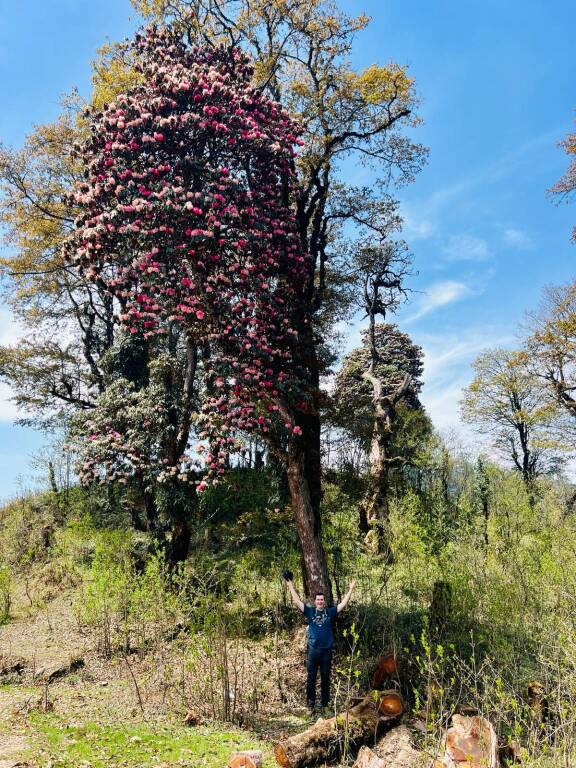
[67,25,331,590]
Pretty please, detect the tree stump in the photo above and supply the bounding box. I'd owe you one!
[371,653,398,689]
[228,751,263,768]
[432,715,497,768]
[274,690,404,768]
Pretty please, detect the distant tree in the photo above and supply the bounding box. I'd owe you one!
[461,348,568,488]
[550,115,576,241]
[526,280,576,422]
[332,320,425,551]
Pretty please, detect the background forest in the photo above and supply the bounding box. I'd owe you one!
[0,1,576,767]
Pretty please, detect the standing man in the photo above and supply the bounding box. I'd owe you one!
[283,571,357,713]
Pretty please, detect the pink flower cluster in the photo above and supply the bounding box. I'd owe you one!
[68,26,309,487]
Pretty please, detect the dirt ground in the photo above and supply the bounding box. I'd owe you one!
[0,588,313,767]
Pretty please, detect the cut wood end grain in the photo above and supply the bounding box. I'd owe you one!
[228,750,263,768]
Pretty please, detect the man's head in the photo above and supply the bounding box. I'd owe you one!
[314,592,326,610]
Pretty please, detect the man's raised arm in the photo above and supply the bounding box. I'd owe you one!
[284,572,305,612]
[337,580,357,613]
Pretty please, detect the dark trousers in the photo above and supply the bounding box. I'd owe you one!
[306,647,333,707]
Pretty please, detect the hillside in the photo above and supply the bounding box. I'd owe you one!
[1,468,576,767]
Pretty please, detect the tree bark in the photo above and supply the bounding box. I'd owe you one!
[274,690,404,768]
[373,725,422,767]
[286,444,332,602]
[360,372,410,555]
[352,746,385,768]
[361,424,392,552]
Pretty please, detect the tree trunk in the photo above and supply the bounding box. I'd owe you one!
[286,445,332,602]
[361,425,392,555]
[274,690,404,768]
[169,510,192,566]
[163,478,197,567]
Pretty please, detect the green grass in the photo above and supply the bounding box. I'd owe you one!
[29,714,274,767]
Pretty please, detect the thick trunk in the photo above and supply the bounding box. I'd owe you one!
[360,419,393,557]
[360,369,410,556]
[286,444,331,602]
[163,479,197,566]
[274,690,404,768]
[169,509,192,565]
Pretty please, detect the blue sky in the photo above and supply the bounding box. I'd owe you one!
[0,0,575,498]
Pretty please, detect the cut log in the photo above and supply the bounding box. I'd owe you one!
[352,745,385,768]
[228,750,263,768]
[378,690,404,717]
[274,690,404,768]
[433,715,497,768]
[374,724,423,767]
[371,653,398,689]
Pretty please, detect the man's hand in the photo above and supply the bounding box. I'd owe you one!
[284,574,305,612]
[337,579,357,613]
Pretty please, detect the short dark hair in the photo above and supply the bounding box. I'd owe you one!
[315,592,325,598]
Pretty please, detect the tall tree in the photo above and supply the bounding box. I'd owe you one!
[129,0,427,593]
[460,348,567,488]
[67,26,335,590]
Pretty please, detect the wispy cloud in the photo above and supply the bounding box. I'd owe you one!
[503,227,534,250]
[400,127,560,242]
[443,234,491,262]
[416,326,514,433]
[401,203,436,242]
[405,280,474,323]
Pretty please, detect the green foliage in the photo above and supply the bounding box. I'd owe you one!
[76,533,188,655]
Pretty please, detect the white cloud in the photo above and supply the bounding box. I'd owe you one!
[443,234,491,262]
[405,280,474,323]
[415,327,514,434]
[401,204,436,242]
[503,228,534,250]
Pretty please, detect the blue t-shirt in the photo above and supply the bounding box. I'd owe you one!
[304,604,338,649]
